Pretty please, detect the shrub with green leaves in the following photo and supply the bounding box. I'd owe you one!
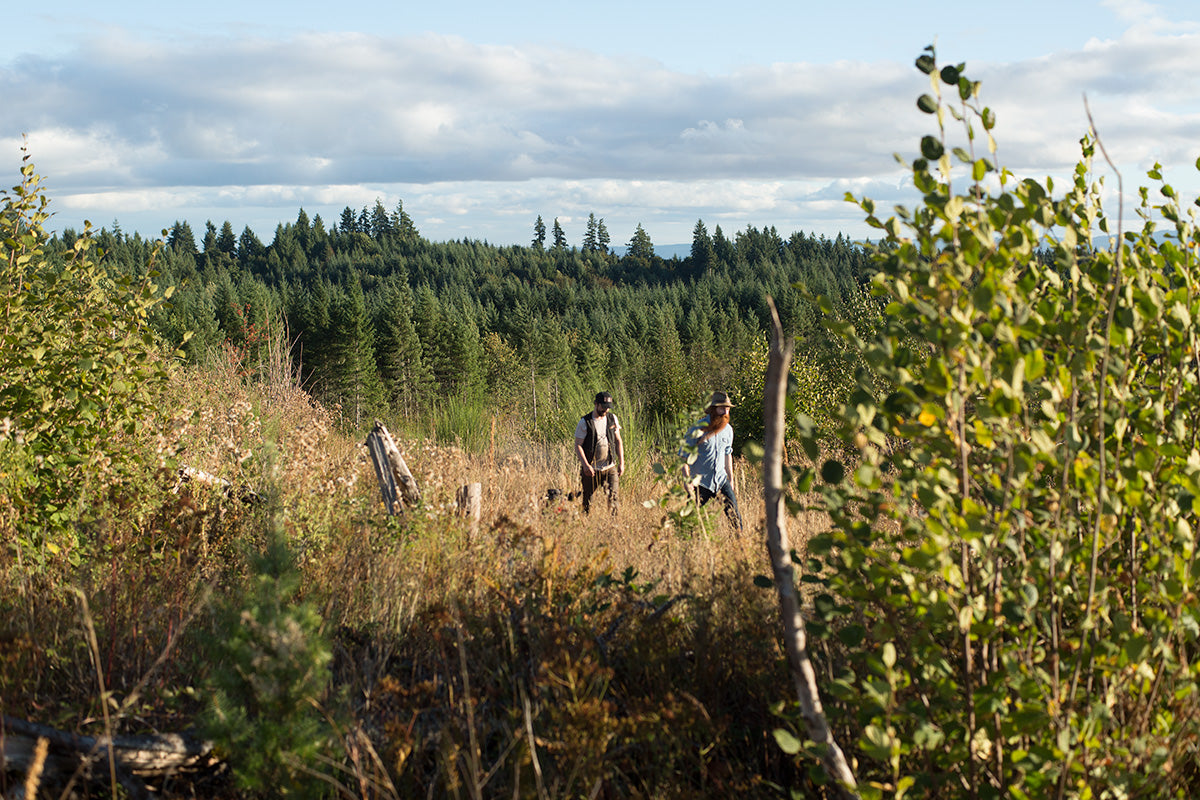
[0,152,179,567]
[793,47,1200,798]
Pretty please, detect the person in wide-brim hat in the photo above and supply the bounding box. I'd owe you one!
[682,391,744,532]
[707,391,735,410]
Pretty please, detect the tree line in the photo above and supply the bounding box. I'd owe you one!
[48,202,880,447]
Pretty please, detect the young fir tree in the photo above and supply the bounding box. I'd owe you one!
[374,276,434,417]
[325,278,384,429]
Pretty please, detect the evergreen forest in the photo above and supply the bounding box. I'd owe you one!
[53,208,879,447]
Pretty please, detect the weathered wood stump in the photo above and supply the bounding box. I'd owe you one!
[365,419,421,514]
[456,482,482,537]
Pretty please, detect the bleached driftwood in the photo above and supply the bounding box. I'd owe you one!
[1,714,217,799]
[176,465,262,505]
[763,297,859,798]
[365,420,421,514]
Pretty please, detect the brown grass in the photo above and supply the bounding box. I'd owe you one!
[1,357,839,798]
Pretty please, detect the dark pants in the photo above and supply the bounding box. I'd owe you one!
[698,482,743,531]
[581,468,618,515]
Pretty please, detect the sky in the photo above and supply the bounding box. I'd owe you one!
[5,0,1200,249]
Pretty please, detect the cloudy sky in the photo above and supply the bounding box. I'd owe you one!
[5,0,1200,248]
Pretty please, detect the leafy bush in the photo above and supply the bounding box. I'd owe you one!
[791,47,1200,798]
[0,151,179,568]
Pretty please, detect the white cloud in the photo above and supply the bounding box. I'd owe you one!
[5,16,1200,245]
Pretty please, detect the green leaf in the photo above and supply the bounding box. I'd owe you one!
[837,624,866,646]
[917,94,938,114]
[820,459,845,484]
[920,136,944,160]
[753,574,774,589]
[915,54,936,74]
[773,728,803,755]
[939,65,960,85]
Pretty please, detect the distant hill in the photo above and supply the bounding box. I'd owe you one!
[610,243,690,259]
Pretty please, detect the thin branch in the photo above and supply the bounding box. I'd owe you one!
[763,296,859,799]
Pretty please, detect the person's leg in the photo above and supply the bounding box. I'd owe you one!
[719,481,744,531]
[696,485,716,506]
[581,469,595,514]
[605,471,620,515]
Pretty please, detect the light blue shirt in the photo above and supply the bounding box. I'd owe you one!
[682,416,733,492]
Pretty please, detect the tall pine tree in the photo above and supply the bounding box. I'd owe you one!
[374,276,434,417]
[325,278,384,428]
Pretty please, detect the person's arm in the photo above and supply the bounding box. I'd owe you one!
[614,425,626,476]
[679,421,697,478]
[575,437,594,476]
[723,428,735,489]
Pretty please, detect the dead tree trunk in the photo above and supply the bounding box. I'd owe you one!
[763,297,859,798]
[456,482,482,538]
[365,419,421,514]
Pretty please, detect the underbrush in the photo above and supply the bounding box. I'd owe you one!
[1,356,829,798]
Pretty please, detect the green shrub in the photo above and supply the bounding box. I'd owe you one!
[792,47,1200,798]
[0,151,179,569]
[202,529,334,797]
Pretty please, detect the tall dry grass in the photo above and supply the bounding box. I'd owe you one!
[1,339,837,798]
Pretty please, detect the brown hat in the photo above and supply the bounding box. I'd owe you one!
[707,391,735,409]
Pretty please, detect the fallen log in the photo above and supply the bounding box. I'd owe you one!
[176,464,262,505]
[1,715,219,798]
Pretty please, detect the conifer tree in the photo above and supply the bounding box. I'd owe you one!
[167,221,198,255]
[690,219,716,273]
[582,213,599,252]
[289,281,333,397]
[412,284,454,395]
[369,200,391,241]
[338,206,358,235]
[390,200,418,241]
[325,278,384,428]
[202,221,219,255]
[374,277,433,416]
[644,304,691,421]
[532,215,547,249]
[552,217,567,250]
[712,224,734,265]
[217,221,237,257]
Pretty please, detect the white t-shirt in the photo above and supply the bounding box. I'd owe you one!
[574,412,619,447]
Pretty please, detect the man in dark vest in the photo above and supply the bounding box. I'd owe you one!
[573,391,626,514]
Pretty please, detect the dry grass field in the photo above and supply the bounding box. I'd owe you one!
[2,356,838,799]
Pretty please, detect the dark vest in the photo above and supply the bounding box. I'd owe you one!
[580,412,618,464]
